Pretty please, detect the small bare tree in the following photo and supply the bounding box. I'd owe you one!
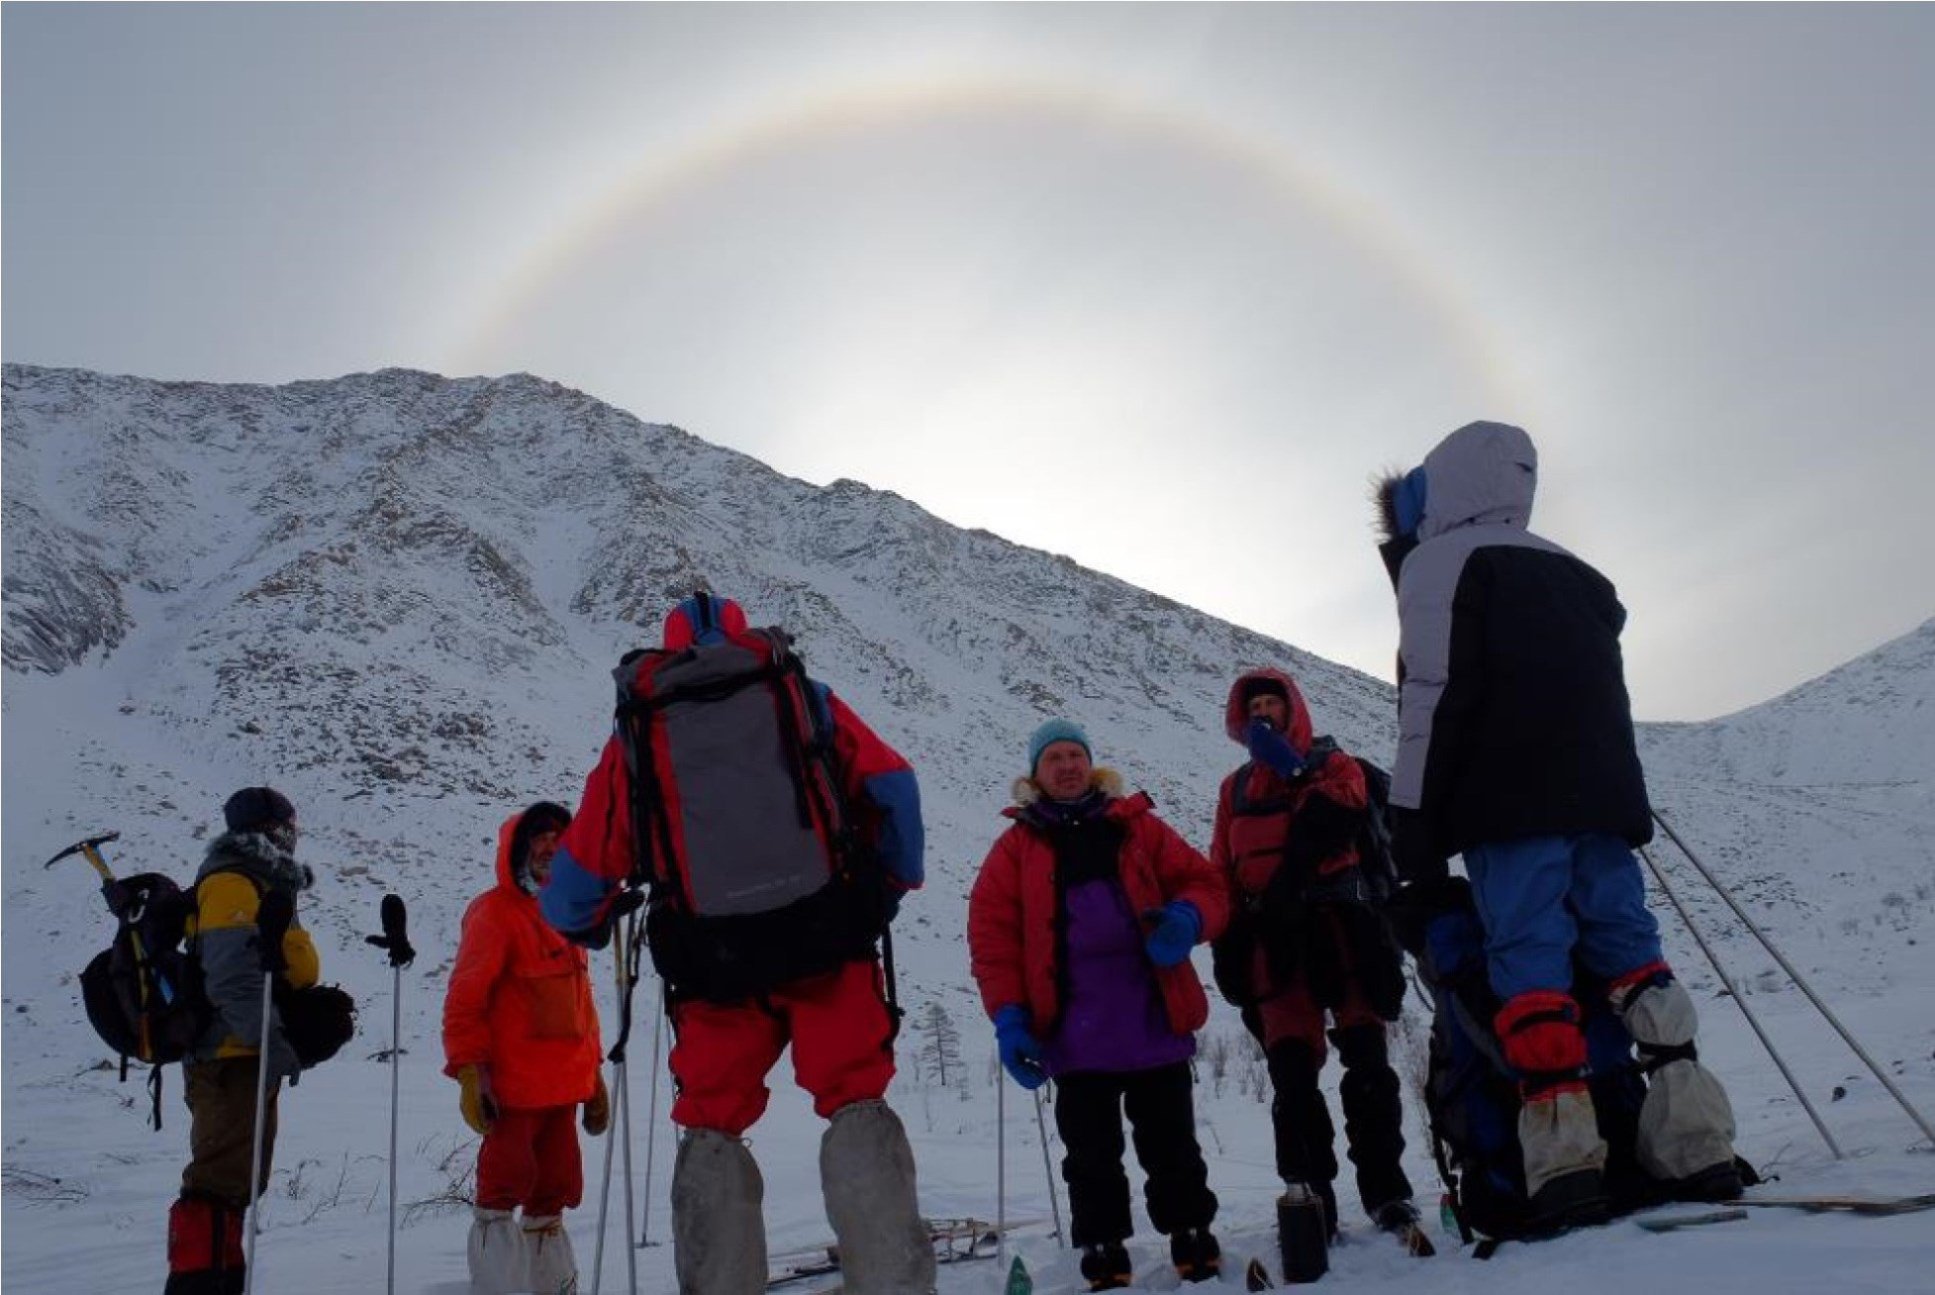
[1203,1031,1234,1098]
[915,1001,966,1093]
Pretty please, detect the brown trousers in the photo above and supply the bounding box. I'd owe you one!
[180,1057,282,1209]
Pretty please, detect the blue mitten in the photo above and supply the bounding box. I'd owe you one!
[1247,718,1308,778]
[992,1004,1048,1090]
[1143,901,1203,968]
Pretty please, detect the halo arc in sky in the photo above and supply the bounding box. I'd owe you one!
[455,76,1534,424]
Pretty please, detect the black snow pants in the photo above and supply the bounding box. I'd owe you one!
[1053,1061,1218,1248]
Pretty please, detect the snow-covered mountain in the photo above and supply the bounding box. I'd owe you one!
[1640,617,1935,788]
[5,364,1931,1293]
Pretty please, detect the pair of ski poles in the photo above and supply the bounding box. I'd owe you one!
[241,894,416,1295]
[1642,807,1935,1156]
[589,906,674,1295]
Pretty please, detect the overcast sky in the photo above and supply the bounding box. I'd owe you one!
[5,4,1930,721]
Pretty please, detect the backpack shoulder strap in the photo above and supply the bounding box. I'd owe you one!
[1228,762,1295,817]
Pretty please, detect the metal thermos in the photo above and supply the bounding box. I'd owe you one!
[1277,1183,1330,1283]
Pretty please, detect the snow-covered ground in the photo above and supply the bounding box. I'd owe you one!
[5,366,1931,1293]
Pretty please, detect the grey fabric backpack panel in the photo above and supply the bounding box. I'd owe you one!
[654,642,832,915]
[617,630,844,918]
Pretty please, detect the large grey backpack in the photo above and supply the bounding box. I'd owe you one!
[613,626,892,1001]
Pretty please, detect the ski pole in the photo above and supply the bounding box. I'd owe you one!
[617,920,640,1295]
[996,1056,1007,1269]
[636,979,666,1249]
[593,906,643,1295]
[1652,808,1935,1149]
[245,889,295,1295]
[365,894,418,1293]
[1032,1087,1063,1245]
[592,1075,619,1295]
[1639,846,1843,1160]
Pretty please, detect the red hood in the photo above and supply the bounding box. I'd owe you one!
[1224,668,1313,750]
[494,812,525,894]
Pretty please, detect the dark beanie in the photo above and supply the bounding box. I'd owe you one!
[510,801,573,873]
[224,786,296,834]
[1239,676,1290,708]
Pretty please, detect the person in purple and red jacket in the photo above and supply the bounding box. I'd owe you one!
[968,720,1230,1291]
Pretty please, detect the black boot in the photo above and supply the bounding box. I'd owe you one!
[1314,1180,1338,1243]
[1673,1159,1744,1203]
[1333,1024,1414,1219]
[1170,1227,1221,1284]
[1527,1167,1611,1234]
[1267,1040,1339,1211]
[1080,1241,1133,1291]
[1370,1199,1436,1256]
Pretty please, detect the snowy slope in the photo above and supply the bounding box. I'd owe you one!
[4,364,1931,1294]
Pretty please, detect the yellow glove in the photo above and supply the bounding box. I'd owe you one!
[582,1074,611,1136]
[458,1064,498,1135]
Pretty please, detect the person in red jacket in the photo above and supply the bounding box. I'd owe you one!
[444,802,608,1295]
[968,720,1230,1291]
[540,594,933,1295]
[1209,670,1419,1260]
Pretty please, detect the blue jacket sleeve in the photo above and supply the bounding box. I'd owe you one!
[816,682,925,888]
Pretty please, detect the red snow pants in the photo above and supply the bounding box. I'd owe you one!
[668,958,896,1136]
[1255,967,1384,1060]
[475,1105,584,1215]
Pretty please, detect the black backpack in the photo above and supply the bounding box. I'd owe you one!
[1352,757,1402,906]
[79,872,213,1128]
[1414,880,1657,1247]
[1224,747,1402,906]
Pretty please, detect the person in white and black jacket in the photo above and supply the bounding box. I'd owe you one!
[1375,420,1740,1231]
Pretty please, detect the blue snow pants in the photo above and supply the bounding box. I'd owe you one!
[1462,833,1664,1002]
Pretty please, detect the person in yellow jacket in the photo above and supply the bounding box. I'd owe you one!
[444,802,608,1294]
[167,787,323,1295]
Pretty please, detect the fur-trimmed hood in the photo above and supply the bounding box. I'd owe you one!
[1375,420,1538,542]
[1373,471,1405,542]
[1009,766,1125,808]
[198,830,314,894]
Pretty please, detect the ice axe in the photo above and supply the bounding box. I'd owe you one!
[43,830,122,881]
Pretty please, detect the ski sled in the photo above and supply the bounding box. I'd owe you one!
[1633,1208,1749,1233]
[1730,1191,1935,1217]
[1464,1190,1935,1256]
[764,1216,1008,1288]
[1632,1192,1935,1234]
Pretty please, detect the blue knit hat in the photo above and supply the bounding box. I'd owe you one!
[1028,719,1092,775]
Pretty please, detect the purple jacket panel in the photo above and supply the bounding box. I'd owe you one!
[1041,877,1196,1077]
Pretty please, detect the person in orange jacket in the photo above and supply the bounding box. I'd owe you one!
[443,802,608,1294]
